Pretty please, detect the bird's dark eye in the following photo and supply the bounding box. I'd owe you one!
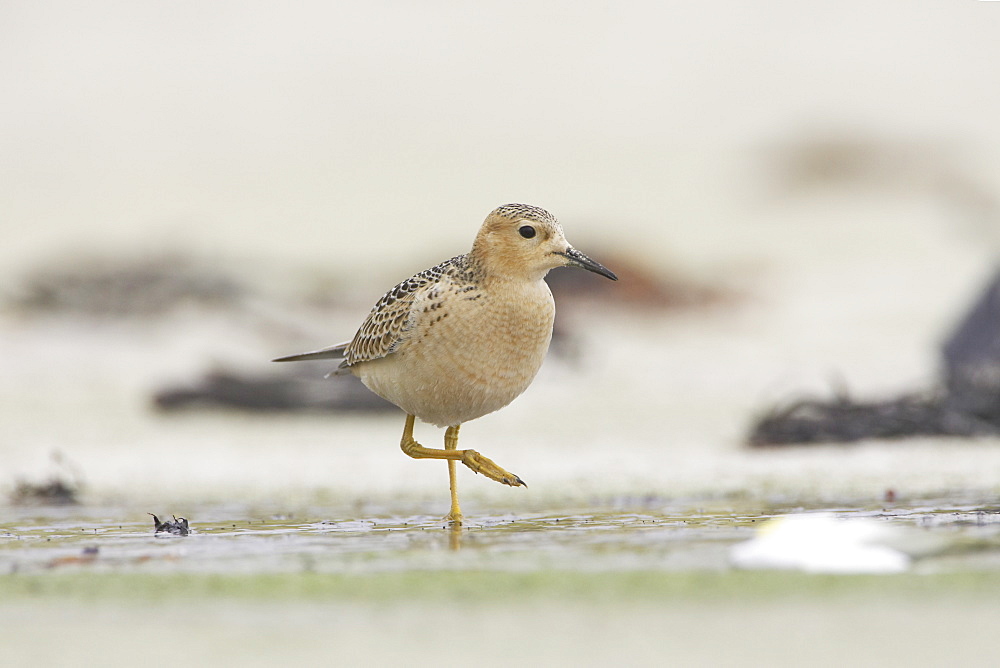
[518,225,536,239]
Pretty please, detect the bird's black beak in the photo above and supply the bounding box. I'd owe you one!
[555,248,618,281]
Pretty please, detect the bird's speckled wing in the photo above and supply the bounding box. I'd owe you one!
[342,255,467,367]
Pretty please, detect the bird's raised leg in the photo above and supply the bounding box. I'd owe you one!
[399,414,526,512]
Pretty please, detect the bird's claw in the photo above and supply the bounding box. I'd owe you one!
[461,450,526,488]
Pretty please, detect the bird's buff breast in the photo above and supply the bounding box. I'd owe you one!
[353,282,555,427]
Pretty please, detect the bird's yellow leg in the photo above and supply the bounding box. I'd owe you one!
[399,414,526,489]
[444,425,462,524]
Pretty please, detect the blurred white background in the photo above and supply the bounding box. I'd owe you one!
[4,2,998,274]
[3,1,1000,505]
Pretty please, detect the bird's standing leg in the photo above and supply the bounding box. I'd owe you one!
[398,414,526,500]
[444,424,462,523]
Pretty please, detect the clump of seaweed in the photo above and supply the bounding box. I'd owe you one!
[749,267,1000,446]
[748,389,996,446]
[9,451,84,506]
[8,253,247,318]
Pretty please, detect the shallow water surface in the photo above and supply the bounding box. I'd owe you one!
[6,499,1000,578]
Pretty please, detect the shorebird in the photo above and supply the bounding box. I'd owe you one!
[274,203,617,523]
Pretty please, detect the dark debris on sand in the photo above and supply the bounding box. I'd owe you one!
[748,389,999,446]
[10,477,80,506]
[749,265,1000,446]
[9,254,247,318]
[153,367,395,413]
[9,451,84,506]
[150,514,190,536]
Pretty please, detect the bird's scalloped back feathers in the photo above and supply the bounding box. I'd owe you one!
[343,254,473,366]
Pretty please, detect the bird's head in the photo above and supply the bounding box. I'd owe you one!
[470,203,618,283]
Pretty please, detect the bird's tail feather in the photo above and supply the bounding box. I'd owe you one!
[272,341,350,363]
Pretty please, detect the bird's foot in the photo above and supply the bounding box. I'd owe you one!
[460,450,526,487]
